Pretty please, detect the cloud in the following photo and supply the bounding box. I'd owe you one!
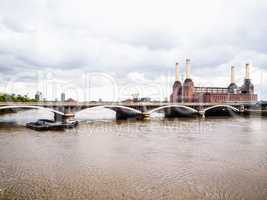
[0,0,267,100]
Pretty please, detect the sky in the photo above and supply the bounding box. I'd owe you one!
[0,0,267,101]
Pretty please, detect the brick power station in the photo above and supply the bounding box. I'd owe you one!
[170,59,257,103]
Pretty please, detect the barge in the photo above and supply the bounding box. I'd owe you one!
[26,119,78,131]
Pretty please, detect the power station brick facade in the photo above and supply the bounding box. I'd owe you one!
[170,59,257,103]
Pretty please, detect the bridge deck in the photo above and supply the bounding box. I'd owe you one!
[0,101,256,107]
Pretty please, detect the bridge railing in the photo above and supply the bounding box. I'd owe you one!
[0,101,257,107]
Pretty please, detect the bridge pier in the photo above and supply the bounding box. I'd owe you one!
[199,111,205,118]
[143,113,150,120]
[116,112,146,120]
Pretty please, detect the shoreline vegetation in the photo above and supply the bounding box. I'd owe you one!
[0,93,37,114]
[0,93,37,102]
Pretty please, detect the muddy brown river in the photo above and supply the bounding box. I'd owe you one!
[0,109,267,200]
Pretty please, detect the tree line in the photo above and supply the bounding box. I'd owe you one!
[0,93,37,102]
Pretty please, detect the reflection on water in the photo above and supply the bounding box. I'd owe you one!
[0,110,267,200]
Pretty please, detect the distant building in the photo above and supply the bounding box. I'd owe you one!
[61,93,66,102]
[122,99,133,103]
[66,98,76,103]
[35,91,42,101]
[132,93,139,102]
[170,59,257,103]
[140,97,151,102]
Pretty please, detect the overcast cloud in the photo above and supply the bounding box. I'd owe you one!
[0,0,267,100]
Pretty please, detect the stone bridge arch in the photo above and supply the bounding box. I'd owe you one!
[104,105,143,120]
[0,105,65,116]
[0,105,66,122]
[148,105,199,118]
[75,105,106,113]
[202,105,240,117]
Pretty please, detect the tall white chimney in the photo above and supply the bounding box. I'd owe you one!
[185,58,191,79]
[231,66,235,83]
[175,62,180,81]
[245,63,250,79]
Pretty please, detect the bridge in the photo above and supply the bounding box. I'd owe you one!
[0,101,256,122]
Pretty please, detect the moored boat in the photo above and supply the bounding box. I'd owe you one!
[26,119,78,131]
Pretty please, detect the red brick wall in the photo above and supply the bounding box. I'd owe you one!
[183,81,194,102]
[193,93,257,103]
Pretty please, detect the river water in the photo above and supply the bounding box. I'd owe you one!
[0,109,267,200]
